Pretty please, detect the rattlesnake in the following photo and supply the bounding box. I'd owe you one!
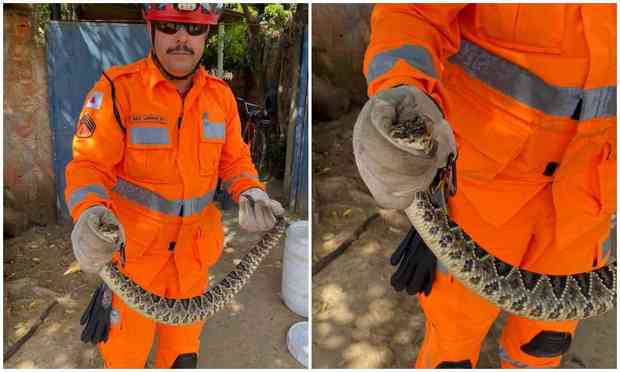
[392,115,616,321]
[89,215,288,325]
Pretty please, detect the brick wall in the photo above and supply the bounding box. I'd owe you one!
[4,4,57,234]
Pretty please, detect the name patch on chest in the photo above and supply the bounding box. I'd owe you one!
[129,114,168,125]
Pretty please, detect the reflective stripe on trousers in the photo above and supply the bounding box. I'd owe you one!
[112,178,214,217]
[498,345,532,368]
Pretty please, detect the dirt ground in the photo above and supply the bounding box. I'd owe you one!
[311,107,617,368]
[3,180,306,369]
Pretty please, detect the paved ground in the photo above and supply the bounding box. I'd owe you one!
[3,180,307,368]
[311,107,617,368]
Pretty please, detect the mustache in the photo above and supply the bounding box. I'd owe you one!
[167,45,194,54]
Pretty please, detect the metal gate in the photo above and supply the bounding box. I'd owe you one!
[288,26,309,215]
[46,21,149,221]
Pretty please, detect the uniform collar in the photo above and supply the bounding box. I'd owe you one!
[144,52,208,92]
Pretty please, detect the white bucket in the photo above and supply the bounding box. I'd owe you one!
[281,220,309,318]
[287,321,308,367]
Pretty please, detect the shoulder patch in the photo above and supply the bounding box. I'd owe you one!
[85,91,104,110]
[76,113,97,138]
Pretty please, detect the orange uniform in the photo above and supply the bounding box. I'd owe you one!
[65,54,263,367]
[365,4,616,368]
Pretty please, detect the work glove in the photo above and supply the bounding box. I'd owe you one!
[390,226,438,296]
[80,282,113,344]
[353,85,457,210]
[239,188,285,231]
[71,205,125,274]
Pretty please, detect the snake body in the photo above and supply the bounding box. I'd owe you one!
[93,217,288,325]
[393,116,616,321]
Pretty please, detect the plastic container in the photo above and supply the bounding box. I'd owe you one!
[281,220,309,317]
[287,321,308,368]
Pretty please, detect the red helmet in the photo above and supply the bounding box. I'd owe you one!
[142,3,223,25]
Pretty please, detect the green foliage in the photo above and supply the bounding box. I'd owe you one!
[202,22,248,71]
[33,4,52,44]
[202,4,293,72]
[260,4,292,33]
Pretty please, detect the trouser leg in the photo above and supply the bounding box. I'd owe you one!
[416,272,500,368]
[97,292,157,368]
[154,259,208,368]
[498,316,577,368]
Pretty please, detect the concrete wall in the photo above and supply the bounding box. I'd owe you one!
[4,4,57,234]
[312,4,373,121]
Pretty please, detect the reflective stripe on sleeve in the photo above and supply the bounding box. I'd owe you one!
[222,171,259,193]
[67,184,109,211]
[367,44,438,85]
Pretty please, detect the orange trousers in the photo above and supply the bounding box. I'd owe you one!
[415,181,611,368]
[98,256,207,368]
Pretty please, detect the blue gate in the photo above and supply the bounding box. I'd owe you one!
[46,21,149,221]
[288,26,309,215]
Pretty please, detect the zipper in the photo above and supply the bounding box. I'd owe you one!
[176,92,184,218]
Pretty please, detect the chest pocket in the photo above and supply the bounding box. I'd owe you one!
[124,125,177,183]
[198,112,225,177]
[474,4,566,54]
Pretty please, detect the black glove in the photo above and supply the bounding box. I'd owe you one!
[80,283,113,344]
[390,226,438,296]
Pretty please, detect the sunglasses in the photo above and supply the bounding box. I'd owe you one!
[153,21,210,36]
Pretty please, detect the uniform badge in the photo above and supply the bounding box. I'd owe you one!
[85,91,103,110]
[76,113,96,138]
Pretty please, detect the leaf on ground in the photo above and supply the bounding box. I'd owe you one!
[322,233,335,241]
[63,261,81,276]
[342,208,353,217]
[14,322,30,338]
[317,302,329,314]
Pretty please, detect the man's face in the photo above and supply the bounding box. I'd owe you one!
[148,22,209,77]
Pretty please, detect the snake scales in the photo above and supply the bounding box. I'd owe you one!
[392,115,616,321]
[89,215,288,325]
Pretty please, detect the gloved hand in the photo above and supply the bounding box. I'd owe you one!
[80,282,113,344]
[71,205,125,274]
[390,225,438,296]
[239,188,285,231]
[353,85,457,210]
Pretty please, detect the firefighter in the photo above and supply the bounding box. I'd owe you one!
[353,4,616,368]
[66,4,283,368]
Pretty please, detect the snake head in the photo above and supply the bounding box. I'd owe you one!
[388,114,437,157]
